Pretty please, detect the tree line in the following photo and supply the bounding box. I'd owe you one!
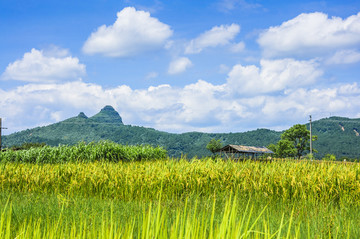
[207,124,318,160]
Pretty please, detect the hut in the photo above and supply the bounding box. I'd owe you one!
[216,144,274,160]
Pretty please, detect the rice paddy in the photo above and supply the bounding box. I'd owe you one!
[0,142,359,238]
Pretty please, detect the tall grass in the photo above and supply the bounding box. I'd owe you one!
[1,190,359,238]
[0,141,167,163]
[2,193,352,239]
[0,159,359,203]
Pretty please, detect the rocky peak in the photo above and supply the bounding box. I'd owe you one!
[90,105,123,124]
[77,112,88,119]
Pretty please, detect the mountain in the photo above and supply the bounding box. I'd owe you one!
[310,116,360,159]
[2,106,360,159]
[90,105,123,124]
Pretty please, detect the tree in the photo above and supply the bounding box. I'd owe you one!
[281,124,317,159]
[268,124,317,159]
[206,139,222,155]
[267,143,277,155]
[268,140,297,158]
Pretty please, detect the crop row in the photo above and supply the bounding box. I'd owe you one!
[0,141,167,163]
[1,159,359,203]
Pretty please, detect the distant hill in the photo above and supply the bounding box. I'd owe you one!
[310,116,360,159]
[2,106,360,159]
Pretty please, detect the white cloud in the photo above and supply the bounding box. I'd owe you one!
[226,58,323,95]
[218,0,262,12]
[338,82,360,95]
[168,57,193,75]
[219,64,230,73]
[42,45,70,58]
[0,80,223,133]
[185,24,240,54]
[261,86,360,120]
[230,41,245,53]
[82,7,173,57]
[0,45,357,135]
[1,77,360,134]
[179,80,225,122]
[1,48,85,83]
[326,49,360,64]
[145,71,159,80]
[258,12,360,57]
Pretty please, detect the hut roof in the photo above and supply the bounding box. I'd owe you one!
[216,144,274,154]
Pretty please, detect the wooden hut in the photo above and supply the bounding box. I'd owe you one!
[216,144,274,160]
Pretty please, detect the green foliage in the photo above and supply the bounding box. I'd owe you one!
[2,192,357,238]
[2,194,280,238]
[10,142,46,150]
[281,124,316,159]
[302,153,315,160]
[2,118,280,159]
[276,139,297,158]
[323,153,336,161]
[206,138,222,154]
[311,116,360,159]
[0,141,167,163]
[90,105,123,124]
[269,124,317,159]
[266,143,276,153]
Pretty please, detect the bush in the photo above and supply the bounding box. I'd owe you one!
[322,154,336,161]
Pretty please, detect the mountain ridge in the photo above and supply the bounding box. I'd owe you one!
[3,106,360,159]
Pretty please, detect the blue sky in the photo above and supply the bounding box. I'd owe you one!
[1,0,360,134]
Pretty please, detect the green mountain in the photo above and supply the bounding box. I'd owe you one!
[310,116,360,159]
[2,106,360,159]
[90,105,123,124]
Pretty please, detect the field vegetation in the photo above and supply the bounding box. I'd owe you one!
[0,142,359,238]
[0,141,167,163]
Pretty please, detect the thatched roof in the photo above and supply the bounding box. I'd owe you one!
[216,144,274,154]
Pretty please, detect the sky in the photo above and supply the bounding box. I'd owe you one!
[1,0,360,135]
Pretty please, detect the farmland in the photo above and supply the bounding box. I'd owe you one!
[1,143,360,238]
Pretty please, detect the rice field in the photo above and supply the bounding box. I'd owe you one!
[0,143,359,238]
[1,159,360,202]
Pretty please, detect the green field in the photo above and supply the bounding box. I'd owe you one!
[0,143,360,238]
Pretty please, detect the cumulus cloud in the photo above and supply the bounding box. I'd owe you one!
[258,12,360,57]
[185,24,240,54]
[226,58,323,95]
[0,79,246,133]
[338,82,360,95]
[82,7,173,57]
[0,45,357,134]
[1,77,360,134]
[326,49,360,64]
[168,57,193,74]
[261,86,360,121]
[178,80,225,122]
[1,48,85,83]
